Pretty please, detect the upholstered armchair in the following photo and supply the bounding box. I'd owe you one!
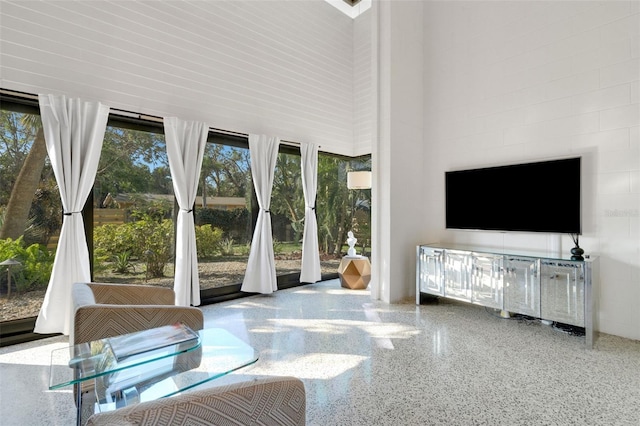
[71,282,204,424]
[71,282,204,345]
[85,376,306,426]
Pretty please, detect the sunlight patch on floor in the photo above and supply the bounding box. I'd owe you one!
[291,289,320,294]
[258,352,369,380]
[266,318,420,340]
[230,300,281,310]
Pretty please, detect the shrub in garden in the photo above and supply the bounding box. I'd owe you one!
[112,251,134,274]
[196,208,250,242]
[240,242,251,256]
[272,237,283,255]
[93,223,131,262]
[220,237,235,256]
[94,214,173,278]
[129,217,173,278]
[0,236,54,292]
[195,224,223,260]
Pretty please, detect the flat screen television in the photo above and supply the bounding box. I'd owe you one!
[445,157,581,234]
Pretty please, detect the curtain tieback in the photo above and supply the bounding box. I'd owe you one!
[263,209,270,214]
[63,211,81,216]
[180,208,193,213]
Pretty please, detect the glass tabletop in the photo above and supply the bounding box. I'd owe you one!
[49,327,258,415]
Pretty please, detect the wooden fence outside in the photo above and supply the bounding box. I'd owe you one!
[94,209,127,226]
[47,209,127,250]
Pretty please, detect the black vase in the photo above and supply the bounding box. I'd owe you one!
[571,246,584,261]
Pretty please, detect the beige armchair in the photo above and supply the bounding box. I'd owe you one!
[71,282,204,345]
[71,282,205,424]
[85,376,306,426]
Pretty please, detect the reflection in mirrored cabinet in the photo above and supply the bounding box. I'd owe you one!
[540,261,585,327]
[471,254,503,309]
[444,251,471,302]
[504,257,540,318]
[417,247,444,298]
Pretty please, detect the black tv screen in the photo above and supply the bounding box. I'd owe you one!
[445,157,581,234]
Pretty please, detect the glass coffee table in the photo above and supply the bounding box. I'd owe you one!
[49,327,258,426]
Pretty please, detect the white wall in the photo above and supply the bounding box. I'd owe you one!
[0,0,357,155]
[420,1,639,340]
[374,1,426,303]
[353,8,373,156]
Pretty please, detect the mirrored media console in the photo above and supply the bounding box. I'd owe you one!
[416,243,598,348]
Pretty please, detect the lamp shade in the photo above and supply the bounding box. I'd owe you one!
[347,171,372,189]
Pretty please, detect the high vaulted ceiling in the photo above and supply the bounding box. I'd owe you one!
[325,0,371,18]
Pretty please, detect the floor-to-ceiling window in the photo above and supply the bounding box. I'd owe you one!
[0,92,372,345]
[316,154,371,272]
[0,101,58,332]
[92,121,175,288]
[195,134,253,299]
[271,148,305,279]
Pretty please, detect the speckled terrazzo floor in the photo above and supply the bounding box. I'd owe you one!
[1,279,639,425]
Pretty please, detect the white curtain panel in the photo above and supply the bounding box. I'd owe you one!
[34,95,109,335]
[300,142,321,283]
[164,117,208,306]
[241,135,280,294]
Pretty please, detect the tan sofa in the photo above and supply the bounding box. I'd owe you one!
[85,376,306,426]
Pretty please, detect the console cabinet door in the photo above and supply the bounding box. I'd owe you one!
[471,254,503,309]
[418,247,444,296]
[444,251,471,302]
[504,257,540,317]
[540,261,585,327]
